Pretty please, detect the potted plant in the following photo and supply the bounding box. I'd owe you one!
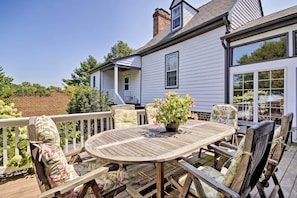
[153,92,196,132]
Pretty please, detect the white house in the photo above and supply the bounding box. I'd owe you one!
[89,0,297,132]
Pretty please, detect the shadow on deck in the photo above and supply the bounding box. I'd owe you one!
[1,143,297,198]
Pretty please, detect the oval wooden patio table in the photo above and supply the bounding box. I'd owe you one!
[85,120,235,198]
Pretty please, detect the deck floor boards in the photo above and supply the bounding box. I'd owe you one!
[1,143,296,197]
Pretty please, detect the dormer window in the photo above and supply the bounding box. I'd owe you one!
[172,4,181,31]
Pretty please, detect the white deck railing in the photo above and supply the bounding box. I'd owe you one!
[0,109,146,174]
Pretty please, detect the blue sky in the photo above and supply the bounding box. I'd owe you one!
[1,0,296,87]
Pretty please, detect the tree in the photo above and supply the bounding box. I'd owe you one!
[67,86,112,114]
[63,55,100,86]
[0,99,30,168]
[0,66,16,103]
[104,41,134,62]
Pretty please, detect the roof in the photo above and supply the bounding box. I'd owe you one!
[223,5,297,41]
[90,0,237,74]
[133,0,237,55]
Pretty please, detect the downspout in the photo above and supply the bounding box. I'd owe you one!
[221,15,231,104]
[114,64,125,104]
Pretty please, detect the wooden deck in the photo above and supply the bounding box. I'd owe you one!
[1,143,297,197]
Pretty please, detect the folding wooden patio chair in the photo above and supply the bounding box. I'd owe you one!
[199,104,240,159]
[256,112,294,198]
[176,120,275,198]
[28,116,127,198]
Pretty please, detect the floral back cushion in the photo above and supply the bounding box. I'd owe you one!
[114,109,138,129]
[35,116,79,188]
[223,136,245,187]
[210,104,239,130]
[145,104,158,125]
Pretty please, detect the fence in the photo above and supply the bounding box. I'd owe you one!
[0,109,146,174]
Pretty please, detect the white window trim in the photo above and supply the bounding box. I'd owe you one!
[172,4,182,31]
[165,51,179,89]
[230,64,287,123]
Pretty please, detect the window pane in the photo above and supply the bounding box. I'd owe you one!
[258,69,284,125]
[232,36,287,66]
[167,71,176,86]
[167,56,177,70]
[173,18,180,29]
[233,73,254,121]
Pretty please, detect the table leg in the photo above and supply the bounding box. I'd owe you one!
[156,162,164,198]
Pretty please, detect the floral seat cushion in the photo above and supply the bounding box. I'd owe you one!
[34,116,129,196]
[114,109,138,129]
[178,137,245,197]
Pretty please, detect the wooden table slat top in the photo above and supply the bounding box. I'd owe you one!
[85,120,235,163]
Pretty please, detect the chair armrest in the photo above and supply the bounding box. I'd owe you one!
[218,142,238,150]
[267,158,279,166]
[208,144,236,158]
[65,147,85,158]
[178,159,240,198]
[38,166,109,198]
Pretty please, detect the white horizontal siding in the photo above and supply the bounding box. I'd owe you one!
[115,55,141,68]
[230,0,262,30]
[141,26,226,113]
[90,72,100,89]
[182,2,197,27]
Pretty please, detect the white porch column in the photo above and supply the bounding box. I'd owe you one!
[113,64,125,104]
[114,64,118,94]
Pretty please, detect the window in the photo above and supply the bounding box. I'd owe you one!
[165,52,179,88]
[92,76,96,88]
[172,5,181,31]
[232,69,284,125]
[232,35,287,66]
[124,77,129,90]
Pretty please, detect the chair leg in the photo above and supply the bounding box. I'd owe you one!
[198,147,208,158]
[272,173,285,198]
[256,182,267,198]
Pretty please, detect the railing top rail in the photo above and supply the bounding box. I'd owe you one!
[0,110,146,127]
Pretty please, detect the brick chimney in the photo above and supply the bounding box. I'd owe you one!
[153,8,170,37]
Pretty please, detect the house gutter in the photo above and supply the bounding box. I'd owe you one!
[221,15,231,104]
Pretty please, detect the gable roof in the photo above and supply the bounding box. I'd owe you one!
[133,0,237,56]
[223,5,297,41]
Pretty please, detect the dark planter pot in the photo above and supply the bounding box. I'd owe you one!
[165,122,179,132]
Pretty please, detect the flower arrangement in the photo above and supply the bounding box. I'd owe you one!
[153,92,196,129]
